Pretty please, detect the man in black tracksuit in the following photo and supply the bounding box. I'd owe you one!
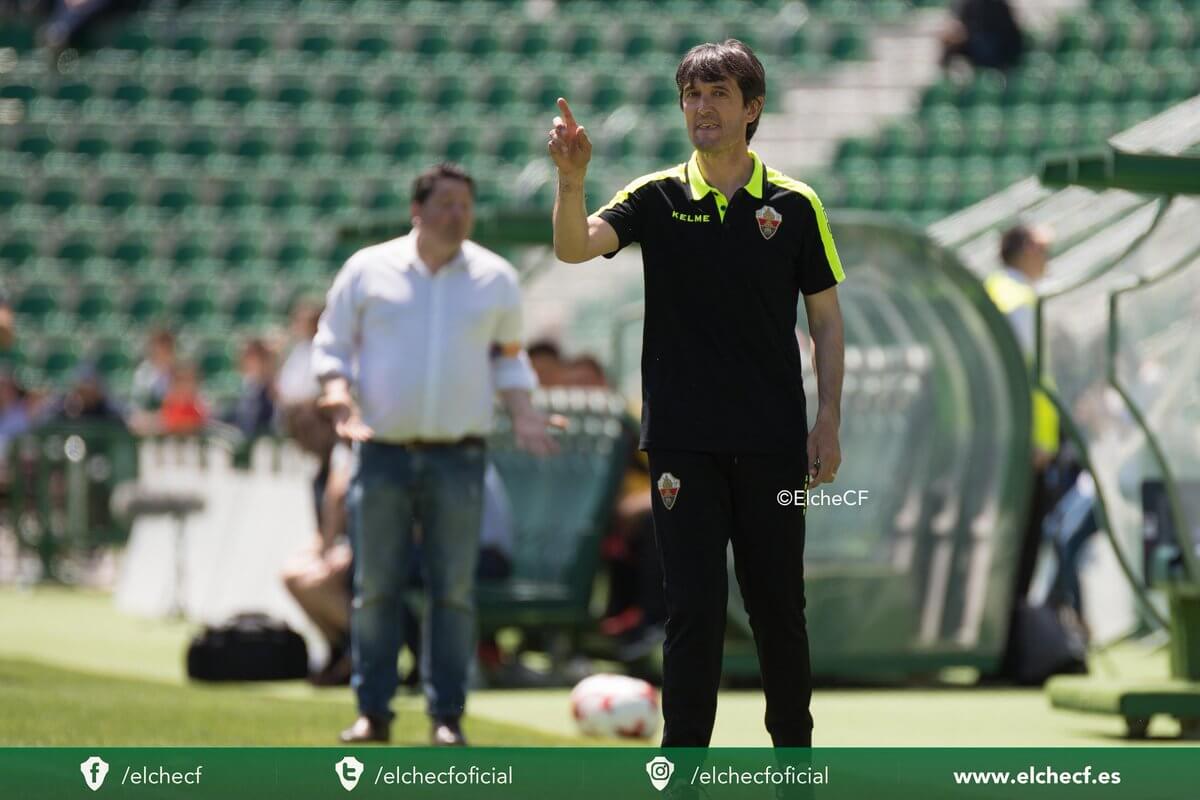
[549,39,846,748]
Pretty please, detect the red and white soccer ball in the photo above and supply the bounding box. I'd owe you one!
[569,674,661,739]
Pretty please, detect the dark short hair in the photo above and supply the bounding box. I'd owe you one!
[675,39,767,144]
[241,337,272,361]
[999,224,1034,266]
[411,162,476,205]
[526,339,562,361]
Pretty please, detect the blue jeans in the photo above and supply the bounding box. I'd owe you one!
[347,439,485,721]
[1044,474,1099,618]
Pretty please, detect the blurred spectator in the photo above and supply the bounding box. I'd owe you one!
[0,372,31,479]
[285,451,517,689]
[527,339,564,387]
[159,363,208,435]
[986,223,1085,679]
[940,0,1025,73]
[37,0,143,57]
[561,354,609,388]
[276,298,323,406]
[223,337,276,439]
[275,298,338,526]
[42,363,125,426]
[283,442,355,687]
[129,328,176,415]
[0,287,14,352]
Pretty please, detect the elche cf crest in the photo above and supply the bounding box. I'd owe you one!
[657,472,681,510]
[755,205,782,239]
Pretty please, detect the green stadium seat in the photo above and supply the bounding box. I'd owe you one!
[215,236,260,266]
[105,79,147,107]
[167,235,207,267]
[876,121,924,158]
[227,128,272,163]
[214,78,257,108]
[325,77,367,108]
[150,181,194,217]
[297,26,336,58]
[923,161,959,212]
[506,22,550,58]
[157,79,201,107]
[226,289,272,328]
[15,282,58,321]
[67,129,112,160]
[259,181,301,217]
[72,283,117,323]
[55,236,96,264]
[0,22,36,51]
[196,337,237,380]
[171,31,211,57]
[457,24,499,59]
[380,127,427,163]
[562,22,602,58]
[38,339,81,383]
[271,79,314,108]
[171,283,219,325]
[33,180,78,215]
[923,111,966,157]
[215,182,253,217]
[112,27,154,53]
[619,23,657,60]
[0,178,21,212]
[53,80,93,105]
[349,32,390,59]
[478,75,522,110]
[173,128,218,161]
[268,236,312,267]
[2,82,37,103]
[91,337,136,379]
[579,74,625,112]
[125,281,169,323]
[17,132,55,159]
[960,71,1006,107]
[827,25,868,61]
[107,233,152,267]
[232,29,272,58]
[410,24,450,57]
[123,128,166,160]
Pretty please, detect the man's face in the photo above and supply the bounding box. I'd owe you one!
[149,340,174,366]
[681,76,761,153]
[1025,227,1052,280]
[411,177,475,248]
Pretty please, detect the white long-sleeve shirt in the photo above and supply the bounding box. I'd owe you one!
[311,234,526,442]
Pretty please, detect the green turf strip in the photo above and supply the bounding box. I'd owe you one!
[0,657,575,746]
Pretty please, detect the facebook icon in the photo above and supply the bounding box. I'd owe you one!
[80,756,109,791]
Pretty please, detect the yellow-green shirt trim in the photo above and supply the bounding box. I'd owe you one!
[766,167,845,284]
[597,164,688,214]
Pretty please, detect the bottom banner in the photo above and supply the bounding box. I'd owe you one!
[1,747,1197,799]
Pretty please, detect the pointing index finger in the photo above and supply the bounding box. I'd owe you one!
[557,97,578,131]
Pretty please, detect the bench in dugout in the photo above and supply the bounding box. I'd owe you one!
[476,387,636,661]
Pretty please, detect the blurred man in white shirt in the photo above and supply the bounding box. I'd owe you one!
[313,163,556,746]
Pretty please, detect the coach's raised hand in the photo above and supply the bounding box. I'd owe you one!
[547,98,592,177]
[549,99,619,262]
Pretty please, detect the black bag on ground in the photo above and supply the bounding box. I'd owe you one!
[1008,601,1089,686]
[186,613,308,681]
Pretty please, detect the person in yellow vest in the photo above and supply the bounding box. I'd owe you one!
[986,223,1066,680]
[985,223,1059,466]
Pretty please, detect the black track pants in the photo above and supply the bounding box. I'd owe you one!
[648,449,813,747]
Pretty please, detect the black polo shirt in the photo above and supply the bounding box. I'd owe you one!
[597,150,844,454]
